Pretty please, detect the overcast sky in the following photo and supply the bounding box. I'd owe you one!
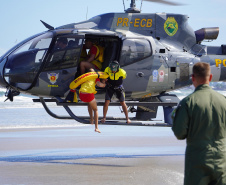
[0,0,225,56]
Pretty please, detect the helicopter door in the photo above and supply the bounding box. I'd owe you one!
[119,38,152,92]
[34,36,84,97]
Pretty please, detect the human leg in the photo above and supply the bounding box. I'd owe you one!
[88,98,101,133]
[120,101,131,124]
[115,88,131,123]
[88,104,93,124]
[101,100,110,123]
[101,88,113,123]
[80,61,96,74]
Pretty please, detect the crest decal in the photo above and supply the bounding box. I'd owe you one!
[47,73,59,84]
[152,70,158,82]
[164,17,178,36]
[159,70,164,82]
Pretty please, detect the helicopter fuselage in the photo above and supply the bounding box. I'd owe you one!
[0,12,225,101]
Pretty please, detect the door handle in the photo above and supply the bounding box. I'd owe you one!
[137,72,144,77]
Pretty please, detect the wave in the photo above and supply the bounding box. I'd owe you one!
[0,87,5,97]
[0,124,88,130]
[1,87,226,109]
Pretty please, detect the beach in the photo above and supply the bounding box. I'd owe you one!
[0,87,187,185]
[0,125,185,185]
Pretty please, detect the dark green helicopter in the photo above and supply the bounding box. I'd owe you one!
[0,0,225,126]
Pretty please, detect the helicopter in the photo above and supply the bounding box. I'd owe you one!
[0,0,225,126]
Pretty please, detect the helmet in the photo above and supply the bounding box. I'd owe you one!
[109,61,120,72]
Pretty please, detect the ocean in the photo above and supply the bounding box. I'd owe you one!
[1,87,226,129]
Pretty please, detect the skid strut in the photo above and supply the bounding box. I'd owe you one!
[34,97,178,126]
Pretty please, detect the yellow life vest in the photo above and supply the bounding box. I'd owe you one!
[89,45,104,70]
[104,67,127,80]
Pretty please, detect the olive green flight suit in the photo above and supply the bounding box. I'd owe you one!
[172,84,226,185]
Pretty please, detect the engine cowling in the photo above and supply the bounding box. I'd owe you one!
[195,27,219,43]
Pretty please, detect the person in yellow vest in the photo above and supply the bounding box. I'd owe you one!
[101,61,131,124]
[79,69,106,133]
[79,39,104,74]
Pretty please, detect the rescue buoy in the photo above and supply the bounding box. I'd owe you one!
[69,71,109,89]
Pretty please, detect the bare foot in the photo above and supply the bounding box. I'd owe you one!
[95,128,101,133]
[101,117,106,123]
[90,119,94,125]
[126,119,131,124]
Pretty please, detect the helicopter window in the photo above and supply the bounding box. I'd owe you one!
[119,39,152,66]
[43,37,83,71]
[35,38,52,49]
[4,32,53,90]
[13,41,32,54]
[13,33,52,55]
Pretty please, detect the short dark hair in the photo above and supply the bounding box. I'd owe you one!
[192,62,210,78]
[57,37,68,45]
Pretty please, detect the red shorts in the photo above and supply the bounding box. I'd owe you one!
[79,92,95,103]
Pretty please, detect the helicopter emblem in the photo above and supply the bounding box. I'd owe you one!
[164,17,178,36]
[47,73,59,85]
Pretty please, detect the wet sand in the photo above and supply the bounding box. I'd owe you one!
[0,125,186,185]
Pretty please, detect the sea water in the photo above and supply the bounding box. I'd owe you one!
[1,87,226,129]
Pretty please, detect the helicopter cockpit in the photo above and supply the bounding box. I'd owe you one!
[2,29,122,95]
[4,32,53,90]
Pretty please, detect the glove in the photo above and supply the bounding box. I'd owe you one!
[65,89,78,103]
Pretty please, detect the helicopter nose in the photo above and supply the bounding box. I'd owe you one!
[0,57,9,88]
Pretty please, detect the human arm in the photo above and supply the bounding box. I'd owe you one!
[96,79,106,88]
[172,100,189,140]
[85,54,95,63]
[85,46,97,63]
[120,68,127,79]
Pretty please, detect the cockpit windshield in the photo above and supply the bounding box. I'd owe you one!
[4,32,53,90]
[43,36,84,71]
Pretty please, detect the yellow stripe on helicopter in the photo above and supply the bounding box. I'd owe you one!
[69,71,109,90]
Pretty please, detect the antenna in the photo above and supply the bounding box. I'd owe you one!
[122,0,126,12]
[140,0,143,12]
[86,6,88,20]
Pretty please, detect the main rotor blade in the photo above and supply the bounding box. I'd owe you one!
[143,0,185,6]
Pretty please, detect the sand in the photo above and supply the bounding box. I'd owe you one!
[0,125,186,185]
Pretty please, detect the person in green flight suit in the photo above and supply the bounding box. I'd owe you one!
[172,62,226,185]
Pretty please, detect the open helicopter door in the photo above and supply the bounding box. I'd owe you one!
[120,38,153,92]
[30,31,121,97]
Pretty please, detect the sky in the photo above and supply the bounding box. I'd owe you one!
[0,0,225,56]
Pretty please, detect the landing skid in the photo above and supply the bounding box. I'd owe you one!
[33,95,179,127]
[37,97,90,124]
